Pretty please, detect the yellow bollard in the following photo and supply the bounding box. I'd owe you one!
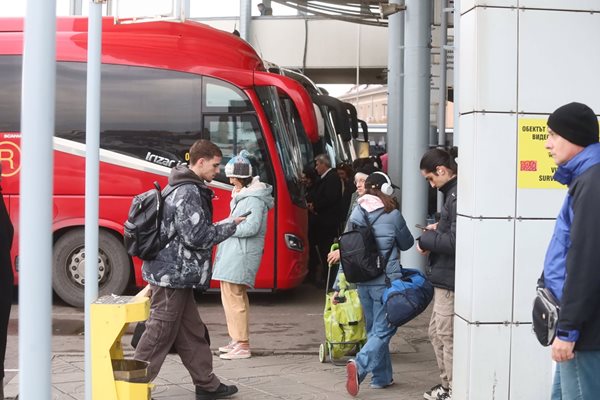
[91,294,151,400]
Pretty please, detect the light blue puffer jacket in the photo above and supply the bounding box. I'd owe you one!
[212,177,274,287]
[336,194,414,287]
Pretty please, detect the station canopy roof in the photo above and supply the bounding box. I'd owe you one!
[271,1,389,26]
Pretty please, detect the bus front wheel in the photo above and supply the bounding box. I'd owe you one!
[52,228,131,308]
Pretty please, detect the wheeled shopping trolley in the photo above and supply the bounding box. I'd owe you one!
[319,244,367,364]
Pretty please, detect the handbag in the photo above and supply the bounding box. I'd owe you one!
[382,268,434,327]
[532,275,560,347]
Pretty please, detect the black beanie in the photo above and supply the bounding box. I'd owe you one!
[547,102,599,147]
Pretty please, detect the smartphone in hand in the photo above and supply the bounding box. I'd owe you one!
[415,224,428,230]
[239,210,252,218]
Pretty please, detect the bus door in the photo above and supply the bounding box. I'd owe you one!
[200,77,276,289]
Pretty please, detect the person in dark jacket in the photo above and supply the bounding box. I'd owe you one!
[327,172,413,396]
[0,164,14,400]
[309,154,343,288]
[541,102,600,400]
[336,162,356,232]
[302,163,321,284]
[417,148,457,400]
[134,139,245,400]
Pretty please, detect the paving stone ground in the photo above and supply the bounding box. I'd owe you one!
[3,284,439,399]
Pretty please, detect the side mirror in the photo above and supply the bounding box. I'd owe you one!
[358,119,369,142]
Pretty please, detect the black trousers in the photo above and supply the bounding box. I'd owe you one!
[315,224,340,289]
[0,259,13,381]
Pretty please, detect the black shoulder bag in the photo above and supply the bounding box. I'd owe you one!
[532,273,560,347]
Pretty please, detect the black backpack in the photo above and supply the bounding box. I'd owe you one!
[339,207,389,283]
[123,181,184,260]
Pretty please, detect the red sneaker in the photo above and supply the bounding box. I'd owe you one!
[346,359,359,396]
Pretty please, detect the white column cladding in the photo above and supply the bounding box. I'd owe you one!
[455,1,600,398]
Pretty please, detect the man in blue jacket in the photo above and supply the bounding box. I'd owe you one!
[542,102,600,400]
[134,139,246,400]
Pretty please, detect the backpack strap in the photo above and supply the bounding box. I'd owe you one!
[159,181,198,246]
[537,272,546,289]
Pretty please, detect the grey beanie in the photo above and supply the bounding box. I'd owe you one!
[224,151,253,178]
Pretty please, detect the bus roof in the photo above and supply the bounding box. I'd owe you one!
[0,17,265,85]
[0,17,318,141]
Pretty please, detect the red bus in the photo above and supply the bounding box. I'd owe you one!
[0,17,320,307]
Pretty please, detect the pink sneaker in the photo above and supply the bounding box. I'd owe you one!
[218,341,238,353]
[219,343,251,360]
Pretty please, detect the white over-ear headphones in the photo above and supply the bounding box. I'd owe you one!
[373,171,394,196]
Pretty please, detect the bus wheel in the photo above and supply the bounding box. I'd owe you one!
[53,228,131,308]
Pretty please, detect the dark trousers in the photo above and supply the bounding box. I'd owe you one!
[315,224,340,289]
[0,257,13,382]
[134,286,220,391]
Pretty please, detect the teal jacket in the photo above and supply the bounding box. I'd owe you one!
[212,177,274,287]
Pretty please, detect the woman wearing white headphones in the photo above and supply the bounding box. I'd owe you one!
[328,171,414,396]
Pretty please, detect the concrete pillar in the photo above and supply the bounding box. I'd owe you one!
[453,1,600,398]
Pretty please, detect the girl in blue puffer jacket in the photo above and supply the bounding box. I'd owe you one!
[328,172,413,396]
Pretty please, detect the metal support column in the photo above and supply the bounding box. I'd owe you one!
[401,0,432,269]
[436,0,451,211]
[437,0,448,149]
[84,2,104,400]
[386,0,405,196]
[71,0,83,15]
[453,0,460,147]
[19,0,57,398]
[240,0,252,42]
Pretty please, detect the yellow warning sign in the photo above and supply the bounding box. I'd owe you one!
[517,119,564,189]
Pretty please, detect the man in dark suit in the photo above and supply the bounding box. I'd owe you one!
[0,164,14,400]
[308,154,342,288]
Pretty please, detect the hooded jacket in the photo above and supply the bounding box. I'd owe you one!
[212,177,274,287]
[419,177,457,290]
[142,165,237,290]
[543,142,600,349]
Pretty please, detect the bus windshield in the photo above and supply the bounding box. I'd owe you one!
[256,86,306,206]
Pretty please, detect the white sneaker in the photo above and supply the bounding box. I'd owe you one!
[219,343,251,360]
[437,390,452,400]
[424,384,448,400]
[218,341,238,353]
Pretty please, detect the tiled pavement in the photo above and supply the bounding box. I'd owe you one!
[5,345,438,400]
[4,284,439,399]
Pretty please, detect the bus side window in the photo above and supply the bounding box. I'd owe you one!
[203,115,272,186]
[202,77,272,186]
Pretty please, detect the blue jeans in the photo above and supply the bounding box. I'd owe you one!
[354,284,397,387]
[551,350,600,400]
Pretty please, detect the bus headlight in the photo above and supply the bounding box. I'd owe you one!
[284,234,304,252]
